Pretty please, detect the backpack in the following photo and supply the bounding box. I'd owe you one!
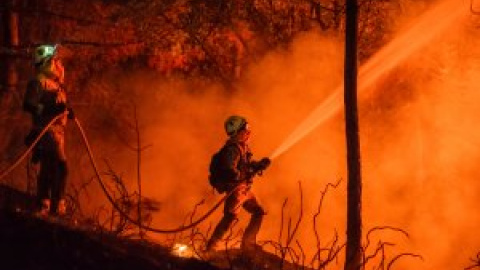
[208,143,242,193]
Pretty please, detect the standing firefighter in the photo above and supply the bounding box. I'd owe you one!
[206,115,271,252]
[23,44,73,216]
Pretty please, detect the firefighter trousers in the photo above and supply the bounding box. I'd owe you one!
[207,183,266,250]
[33,124,67,214]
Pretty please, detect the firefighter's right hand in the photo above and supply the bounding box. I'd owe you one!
[258,157,271,171]
[248,157,271,178]
[44,103,66,116]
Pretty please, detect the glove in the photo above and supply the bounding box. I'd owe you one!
[67,107,75,119]
[249,157,271,177]
[55,103,67,114]
[257,157,271,171]
[43,103,66,116]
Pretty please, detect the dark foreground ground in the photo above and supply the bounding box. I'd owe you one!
[0,210,220,270]
[0,184,309,270]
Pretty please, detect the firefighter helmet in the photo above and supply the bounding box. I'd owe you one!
[34,44,57,65]
[224,115,248,136]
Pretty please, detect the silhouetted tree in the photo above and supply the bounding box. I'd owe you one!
[343,0,362,270]
[1,0,19,94]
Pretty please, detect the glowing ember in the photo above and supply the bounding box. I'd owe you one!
[171,243,194,258]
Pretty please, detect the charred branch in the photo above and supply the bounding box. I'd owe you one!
[364,226,409,250]
[362,241,394,267]
[466,251,480,270]
[386,253,424,270]
[286,181,304,247]
[313,178,342,260]
[0,4,108,25]
[65,176,96,220]
[361,226,421,270]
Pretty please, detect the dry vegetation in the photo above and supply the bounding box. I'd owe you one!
[0,0,405,176]
[2,0,480,269]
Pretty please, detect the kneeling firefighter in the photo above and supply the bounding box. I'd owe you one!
[206,115,271,252]
[23,44,74,216]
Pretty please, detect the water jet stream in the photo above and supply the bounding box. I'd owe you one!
[270,0,468,159]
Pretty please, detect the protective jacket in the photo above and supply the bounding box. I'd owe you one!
[223,139,252,181]
[23,62,68,215]
[23,73,67,129]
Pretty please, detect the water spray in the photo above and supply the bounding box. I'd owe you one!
[270,0,468,160]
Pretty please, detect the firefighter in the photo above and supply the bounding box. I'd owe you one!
[206,115,271,252]
[23,44,73,216]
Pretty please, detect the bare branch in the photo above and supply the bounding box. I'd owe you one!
[362,241,395,266]
[296,240,306,269]
[278,198,288,247]
[386,253,424,270]
[365,226,410,250]
[58,40,143,48]
[318,233,346,270]
[313,178,342,255]
[286,181,303,247]
[465,251,480,270]
[133,105,144,238]
[0,5,107,25]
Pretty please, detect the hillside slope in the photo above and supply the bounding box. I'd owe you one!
[0,184,310,270]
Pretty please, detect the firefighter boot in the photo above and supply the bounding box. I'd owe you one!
[206,213,236,251]
[241,213,264,252]
[35,199,50,217]
[57,198,67,216]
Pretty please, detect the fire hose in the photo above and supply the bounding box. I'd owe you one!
[0,114,236,234]
[75,117,233,233]
[0,113,67,181]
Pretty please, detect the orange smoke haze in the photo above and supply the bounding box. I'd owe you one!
[74,0,480,269]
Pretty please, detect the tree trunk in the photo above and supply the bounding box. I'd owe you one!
[2,0,19,94]
[343,0,362,270]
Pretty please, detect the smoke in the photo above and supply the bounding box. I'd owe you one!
[71,0,480,269]
[359,3,480,269]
